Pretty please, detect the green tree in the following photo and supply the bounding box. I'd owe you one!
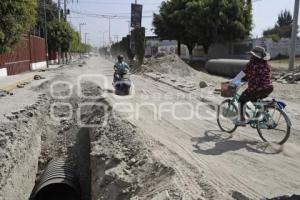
[263,10,292,39]
[47,21,73,53]
[153,0,198,57]
[0,0,37,53]
[70,31,86,53]
[110,35,134,60]
[82,43,92,53]
[277,10,292,27]
[36,0,59,37]
[121,35,135,60]
[188,0,252,53]
[153,0,252,56]
[265,34,280,42]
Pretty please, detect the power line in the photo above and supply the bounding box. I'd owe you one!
[70,10,152,19]
[68,1,161,5]
[70,10,155,15]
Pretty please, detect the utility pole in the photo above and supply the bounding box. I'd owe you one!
[58,0,61,64]
[127,20,131,34]
[84,33,89,54]
[79,23,86,42]
[79,23,86,58]
[43,0,49,68]
[58,0,61,21]
[64,0,68,63]
[102,31,107,47]
[85,33,89,45]
[289,0,300,71]
[64,0,67,21]
[109,17,111,45]
[103,32,105,47]
[114,35,119,43]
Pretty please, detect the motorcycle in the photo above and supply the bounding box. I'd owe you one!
[113,69,132,95]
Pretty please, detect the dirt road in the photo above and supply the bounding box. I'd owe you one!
[1,55,300,200]
[86,56,300,199]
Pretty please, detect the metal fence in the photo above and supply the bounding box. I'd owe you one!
[0,35,46,75]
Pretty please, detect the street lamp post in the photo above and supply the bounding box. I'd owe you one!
[79,23,86,58]
[79,23,86,42]
[102,31,108,47]
[109,17,111,45]
[58,0,62,64]
[85,33,89,45]
[289,0,300,71]
[43,0,49,68]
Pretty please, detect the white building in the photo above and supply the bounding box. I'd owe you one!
[208,37,300,60]
[145,36,191,59]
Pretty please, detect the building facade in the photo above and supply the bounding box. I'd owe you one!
[208,37,300,60]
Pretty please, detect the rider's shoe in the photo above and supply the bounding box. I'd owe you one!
[233,119,247,127]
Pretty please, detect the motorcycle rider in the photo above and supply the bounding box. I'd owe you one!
[113,55,129,84]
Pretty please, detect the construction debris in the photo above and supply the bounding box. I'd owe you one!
[273,69,300,84]
[0,90,9,97]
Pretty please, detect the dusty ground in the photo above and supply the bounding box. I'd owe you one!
[0,55,300,200]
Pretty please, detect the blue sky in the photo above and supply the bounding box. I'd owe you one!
[57,0,297,47]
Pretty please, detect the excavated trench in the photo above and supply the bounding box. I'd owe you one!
[30,128,91,200]
[24,81,178,200]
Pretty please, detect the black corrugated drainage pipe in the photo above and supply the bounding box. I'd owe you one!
[30,159,80,200]
[205,59,249,78]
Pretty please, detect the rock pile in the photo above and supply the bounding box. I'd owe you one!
[17,81,31,88]
[273,70,300,84]
[34,75,45,80]
[0,90,13,98]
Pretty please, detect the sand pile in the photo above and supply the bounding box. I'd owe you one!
[143,54,196,77]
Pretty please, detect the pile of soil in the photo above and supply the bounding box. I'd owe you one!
[89,112,179,200]
[142,54,196,77]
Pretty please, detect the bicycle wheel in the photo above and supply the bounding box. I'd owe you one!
[217,99,238,133]
[257,106,291,145]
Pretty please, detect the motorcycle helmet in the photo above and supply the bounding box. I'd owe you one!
[118,55,124,62]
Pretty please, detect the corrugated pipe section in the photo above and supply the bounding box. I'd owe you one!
[30,159,80,200]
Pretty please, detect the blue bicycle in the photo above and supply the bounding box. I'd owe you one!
[217,82,292,145]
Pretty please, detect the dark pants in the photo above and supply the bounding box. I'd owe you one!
[113,72,118,83]
[238,87,273,120]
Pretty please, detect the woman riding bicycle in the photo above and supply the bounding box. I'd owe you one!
[230,46,274,126]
